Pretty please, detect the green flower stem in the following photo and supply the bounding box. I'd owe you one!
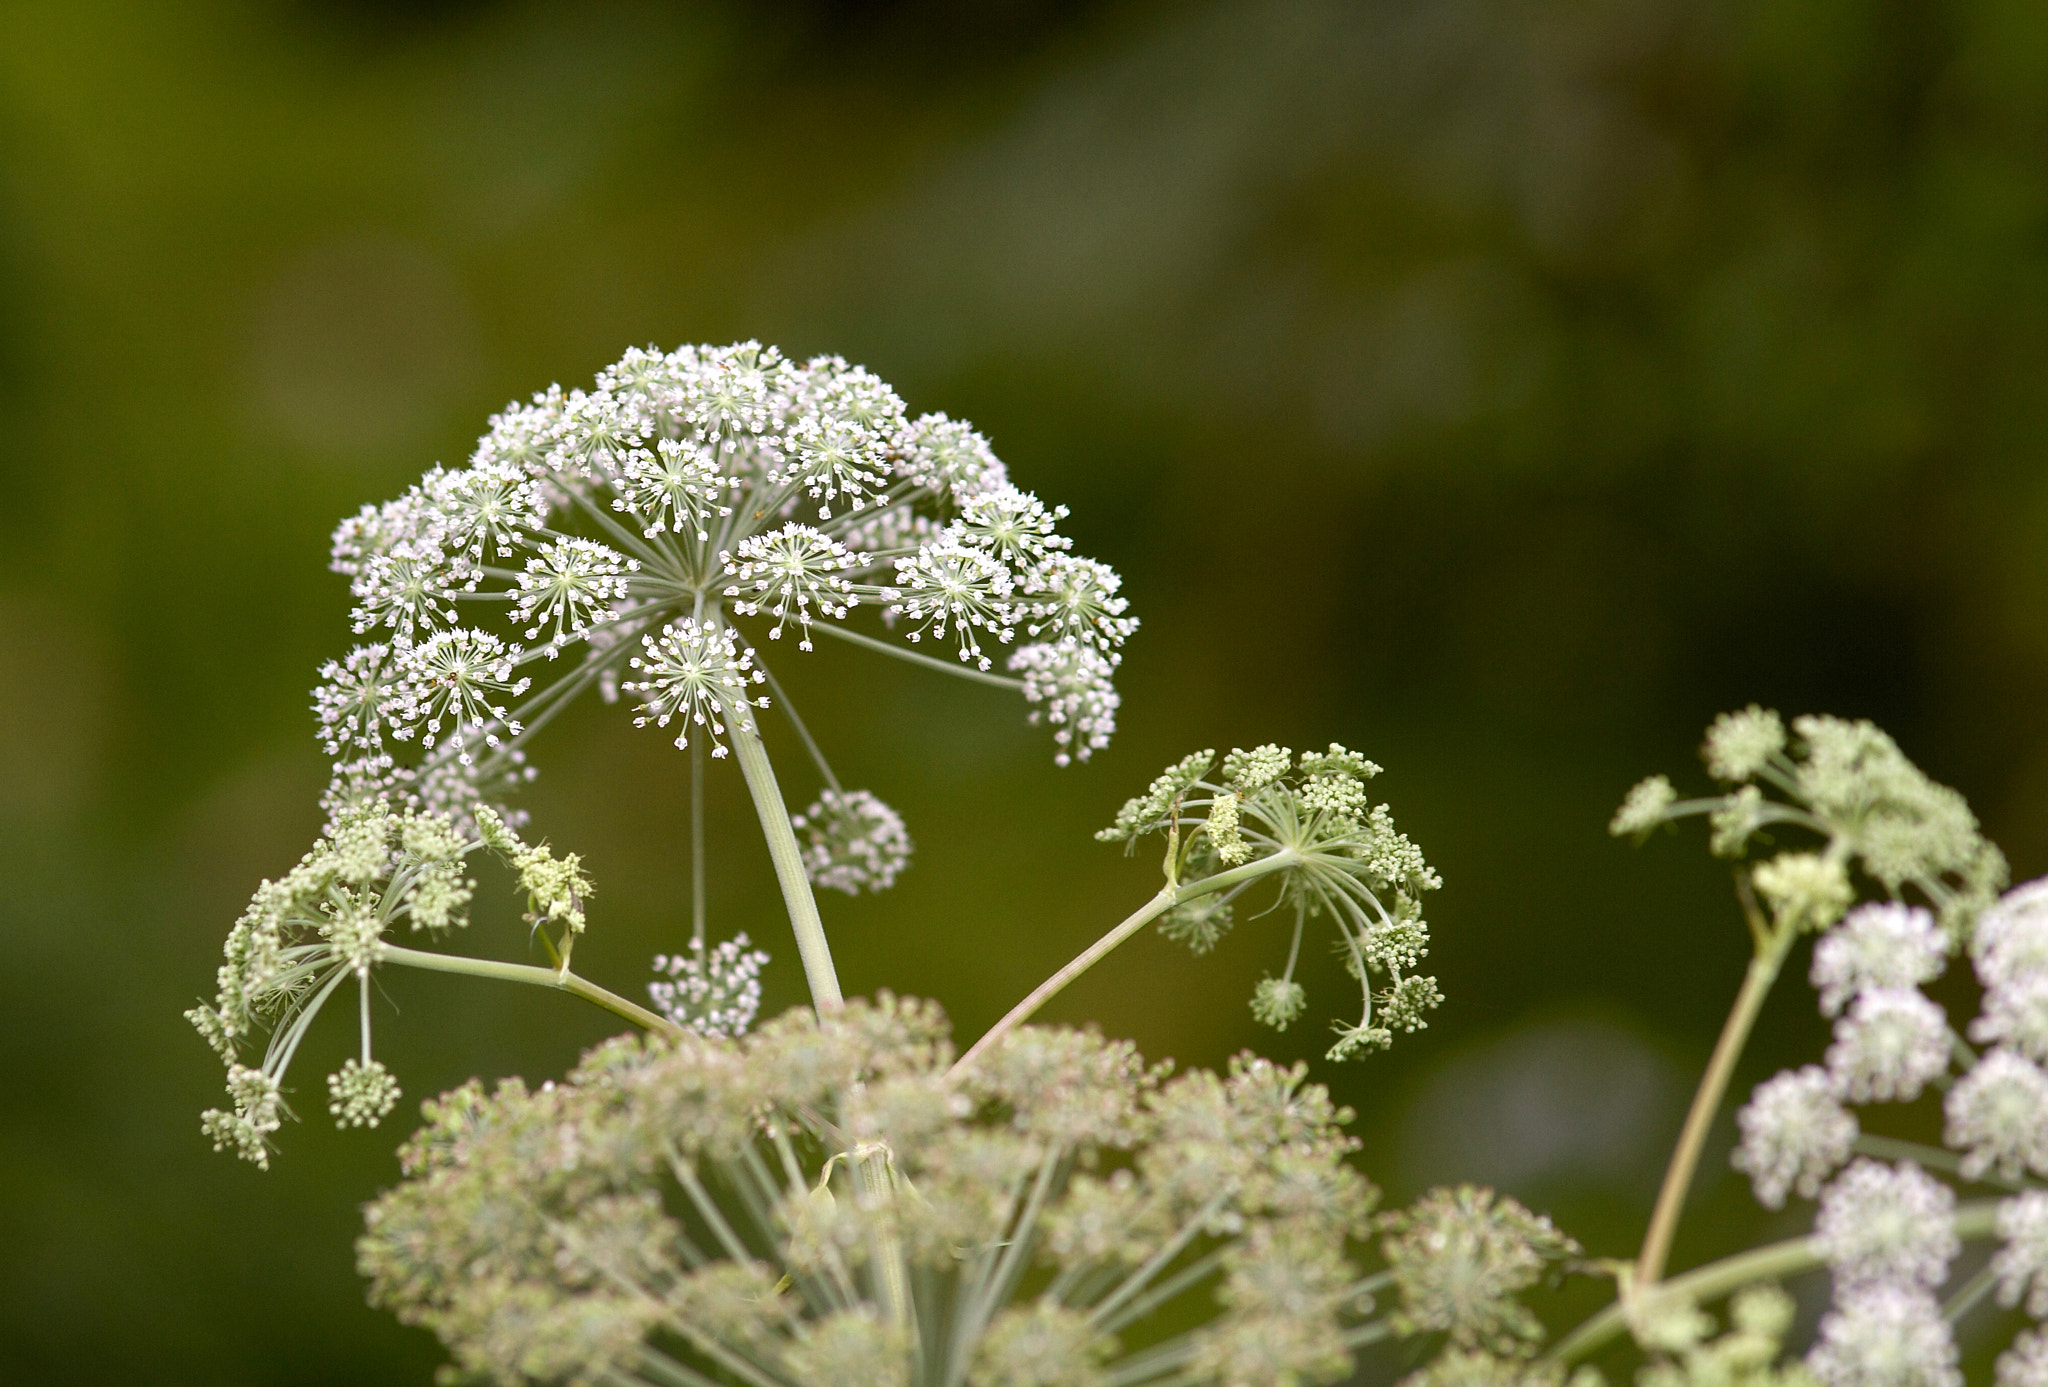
[379,943,683,1039]
[1636,920,1797,1288]
[808,620,1026,691]
[1549,1200,2002,1365]
[951,850,1301,1076]
[728,715,844,1013]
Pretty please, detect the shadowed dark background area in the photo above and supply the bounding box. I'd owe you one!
[2,0,2045,1379]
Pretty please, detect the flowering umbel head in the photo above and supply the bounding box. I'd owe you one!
[187,806,613,1166]
[358,996,1382,1387]
[1099,744,1444,1060]
[1612,709,2006,939]
[315,343,1137,847]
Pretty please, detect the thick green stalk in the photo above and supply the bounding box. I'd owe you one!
[380,942,683,1038]
[1550,1201,2001,1365]
[1636,925,1795,1287]
[727,716,844,1012]
[950,850,1299,1075]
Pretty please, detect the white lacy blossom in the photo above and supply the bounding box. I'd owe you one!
[791,789,912,895]
[1008,639,1121,768]
[1813,1159,1957,1291]
[1976,971,2048,1065]
[1996,1191,2048,1317]
[1944,1048,2048,1181]
[1808,1285,1959,1387]
[624,618,764,757]
[1811,903,1946,1017]
[2001,1330,2048,1387]
[1732,1065,1858,1208]
[648,935,770,1039]
[1826,986,1950,1103]
[1975,877,2048,991]
[309,342,1136,829]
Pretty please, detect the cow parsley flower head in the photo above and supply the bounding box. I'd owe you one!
[1099,744,1443,1057]
[2003,1330,2048,1387]
[312,342,1137,836]
[1825,986,1950,1103]
[1945,1048,2048,1181]
[1811,903,1946,1017]
[1732,1065,1859,1208]
[649,934,770,1038]
[1813,1159,1957,1291]
[1806,1285,1959,1387]
[1994,1190,2048,1317]
[1974,971,2048,1065]
[792,788,913,894]
[1974,877,2048,992]
[358,997,1381,1387]
[1379,1185,1579,1355]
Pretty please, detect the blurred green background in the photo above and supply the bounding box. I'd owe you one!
[3,0,2046,1379]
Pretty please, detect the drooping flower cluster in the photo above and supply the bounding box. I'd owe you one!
[317,342,1136,842]
[1098,744,1443,1060]
[186,803,595,1166]
[358,996,1384,1387]
[792,787,914,895]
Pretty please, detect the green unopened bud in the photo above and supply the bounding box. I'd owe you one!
[1251,977,1307,1030]
[1752,851,1853,935]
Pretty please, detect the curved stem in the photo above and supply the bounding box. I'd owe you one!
[950,851,1299,1076]
[379,942,683,1039]
[1549,1200,2001,1365]
[1637,923,1795,1287]
[727,716,843,1013]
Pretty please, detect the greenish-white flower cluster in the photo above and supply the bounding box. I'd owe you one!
[358,996,1384,1387]
[1099,743,1443,1060]
[186,802,593,1166]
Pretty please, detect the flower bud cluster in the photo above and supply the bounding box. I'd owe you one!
[1099,744,1441,1061]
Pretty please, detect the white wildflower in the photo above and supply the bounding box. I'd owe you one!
[1811,903,1946,1017]
[1807,1285,1959,1387]
[1825,987,1950,1103]
[1947,1049,2048,1181]
[1813,1159,1957,1291]
[888,538,1016,670]
[2000,1330,2048,1387]
[648,935,770,1039]
[624,618,763,757]
[1008,638,1120,767]
[1976,971,2048,1065]
[397,628,529,762]
[791,789,912,895]
[1733,1065,1858,1208]
[722,524,863,649]
[1995,1190,2048,1317]
[515,538,635,650]
[1976,877,2048,992]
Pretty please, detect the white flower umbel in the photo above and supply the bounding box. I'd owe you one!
[1732,1065,1858,1209]
[316,341,1137,831]
[1811,903,1946,1017]
[791,788,912,895]
[1807,1285,1960,1387]
[623,616,763,756]
[1814,1159,1958,1291]
[1945,1048,2048,1181]
[2002,1330,2048,1387]
[1826,986,1950,1103]
[1995,1190,2048,1317]
[1976,877,2048,991]
[648,933,770,1038]
[1976,971,2048,1066]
